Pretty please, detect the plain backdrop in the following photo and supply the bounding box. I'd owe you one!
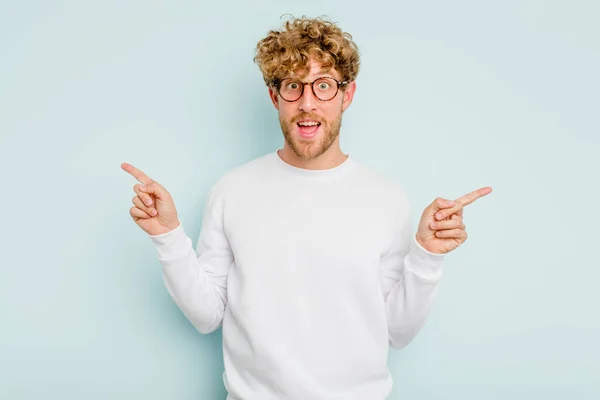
[1,0,598,399]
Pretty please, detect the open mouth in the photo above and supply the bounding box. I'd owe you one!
[296,120,321,138]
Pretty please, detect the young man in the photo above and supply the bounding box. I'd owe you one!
[122,15,491,400]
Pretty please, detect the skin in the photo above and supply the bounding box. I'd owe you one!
[415,187,492,254]
[122,58,492,253]
[268,59,356,171]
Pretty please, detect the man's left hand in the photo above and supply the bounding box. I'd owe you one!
[415,186,493,254]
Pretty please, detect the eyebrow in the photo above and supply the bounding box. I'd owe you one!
[287,75,337,81]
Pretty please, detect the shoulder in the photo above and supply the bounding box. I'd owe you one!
[207,152,276,199]
[350,159,410,206]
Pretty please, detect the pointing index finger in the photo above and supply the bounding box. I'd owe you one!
[456,186,493,207]
[121,162,153,185]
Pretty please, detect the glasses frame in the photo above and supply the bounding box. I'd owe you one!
[273,76,349,102]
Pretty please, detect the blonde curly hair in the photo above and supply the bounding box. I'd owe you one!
[254,15,360,88]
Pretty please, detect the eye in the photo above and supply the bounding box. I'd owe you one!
[286,81,300,90]
[317,82,330,90]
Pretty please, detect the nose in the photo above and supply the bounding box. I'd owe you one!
[297,83,318,113]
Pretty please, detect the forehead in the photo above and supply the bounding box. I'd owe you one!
[288,61,341,80]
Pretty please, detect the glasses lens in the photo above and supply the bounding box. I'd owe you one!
[313,78,338,101]
[279,79,303,101]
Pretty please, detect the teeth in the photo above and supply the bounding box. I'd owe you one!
[298,121,319,126]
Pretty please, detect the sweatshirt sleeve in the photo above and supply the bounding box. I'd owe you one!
[379,196,445,349]
[148,188,234,334]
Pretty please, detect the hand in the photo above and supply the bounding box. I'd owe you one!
[415,186,492,254]
[121,162,180,236]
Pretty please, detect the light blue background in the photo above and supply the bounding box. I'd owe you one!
[1,0,598,399]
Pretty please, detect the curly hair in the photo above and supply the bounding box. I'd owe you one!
[254,15,360,87]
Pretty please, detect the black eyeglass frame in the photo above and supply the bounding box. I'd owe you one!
[272,76,349,102]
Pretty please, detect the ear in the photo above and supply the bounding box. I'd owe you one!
[341,81,356,112]
[268,87,280,110]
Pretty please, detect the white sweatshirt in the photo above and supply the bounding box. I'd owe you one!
[149,151,445,400]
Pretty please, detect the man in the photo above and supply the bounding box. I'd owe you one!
[122,15,491,400]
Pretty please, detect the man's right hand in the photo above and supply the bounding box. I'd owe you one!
[121,162,180,236]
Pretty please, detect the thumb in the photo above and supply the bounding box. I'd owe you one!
[140,181,168,200]
[430,197,454,213]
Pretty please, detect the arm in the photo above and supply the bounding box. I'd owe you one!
[379,201,445,349]
[149,188,233,334]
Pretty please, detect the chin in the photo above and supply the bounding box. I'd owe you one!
[280,117,340,161]
[291,137,332,161]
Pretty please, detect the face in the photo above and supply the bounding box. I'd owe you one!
[268,60,356,161]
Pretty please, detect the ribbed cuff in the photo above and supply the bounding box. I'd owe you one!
[148,222,192,261]
[411,236,446,258]
[406,236,445,280]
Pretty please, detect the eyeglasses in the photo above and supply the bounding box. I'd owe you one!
[275,76,348,102]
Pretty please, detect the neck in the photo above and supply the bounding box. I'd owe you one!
[278,139,348,170]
